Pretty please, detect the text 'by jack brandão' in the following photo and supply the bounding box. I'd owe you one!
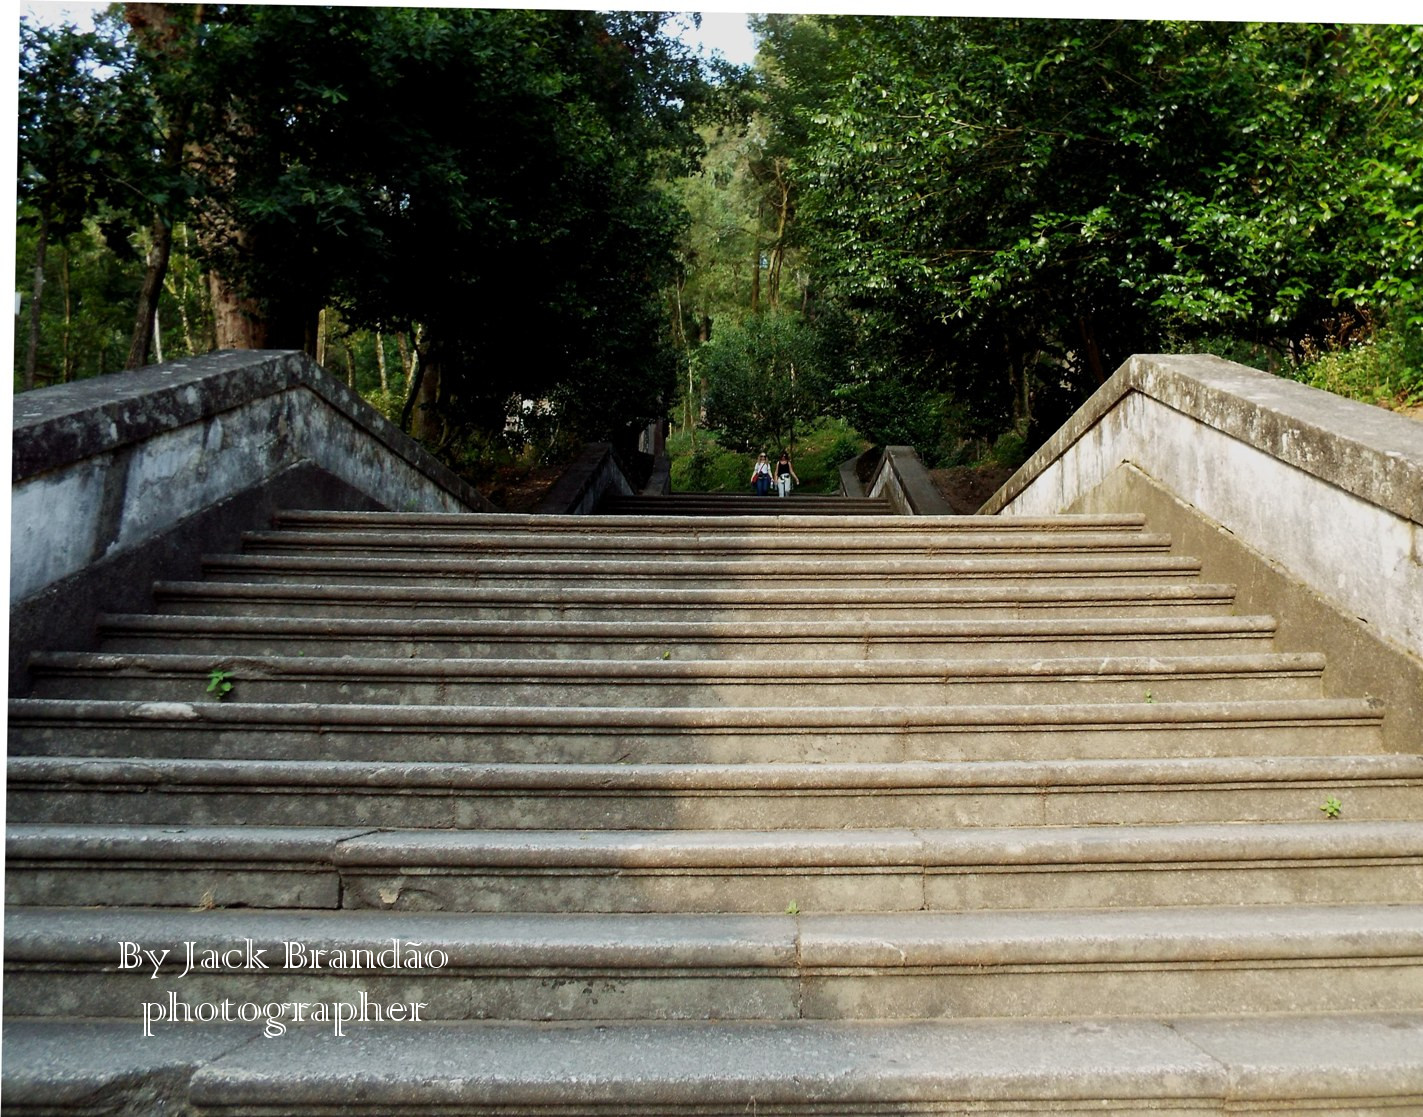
[118,938,448,1038]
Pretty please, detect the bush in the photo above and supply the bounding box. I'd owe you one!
[667,416,870,494]
[700,312,828,452]
[1287,311,1423,409]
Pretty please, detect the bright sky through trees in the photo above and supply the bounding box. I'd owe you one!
[665,12,759,68]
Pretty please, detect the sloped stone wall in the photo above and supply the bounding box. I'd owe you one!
[983,353,1423,751]
[10,349,489,691]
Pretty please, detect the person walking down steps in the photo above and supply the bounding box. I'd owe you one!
[774,451,799,497]
[750,452,773,496]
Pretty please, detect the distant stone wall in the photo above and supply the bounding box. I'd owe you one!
[534,442,634,515]
[982,353,1423,750]
[10,349,489,690]
[865,446,951,515]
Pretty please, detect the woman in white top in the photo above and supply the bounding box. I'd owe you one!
[750,452,773,496]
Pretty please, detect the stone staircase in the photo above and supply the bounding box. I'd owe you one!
[6,505,1423,1115]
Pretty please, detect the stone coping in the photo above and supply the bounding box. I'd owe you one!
[11,348,487,510]
[982,353,1423,525]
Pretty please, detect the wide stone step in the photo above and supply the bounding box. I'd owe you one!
[7,1014,1423,1116]
[197,550,1206,588]
[599,495,896,515]
[7,697,1384,763]
[92,613,1277,661]
[7,905,1423,1022]
[336,822,1423,914]
[236,527,1175,560]
[14,754,1417,831]
[11,821,1423,912]
[3,826,364,909]
[271,509,1151,535]
[25,651,1326,707]
[152,578,1241,622]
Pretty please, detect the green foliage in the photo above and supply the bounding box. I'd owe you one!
[188,6,722,449]
[1287,311,1423,409]
[14,219,136,385]
[17,16,141,239]
[668,430,751,492]
[700,311,828,451]
[1320,797,1343,819]
[755,17,1423,454]
[668,415,868,493]
[17,8,731,464]
[206,668,233,700]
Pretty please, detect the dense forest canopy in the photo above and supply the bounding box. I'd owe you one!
[15,10,1422,485]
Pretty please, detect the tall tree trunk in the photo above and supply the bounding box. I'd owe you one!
[126,213,174,368]
[209,269,267,349]
[316,308,328,366]
[767,160,790,310]
[750,251,761,313]
[164,226,198,355]
[123,4,200,368]
[396,331,413,386]
[24,209,50,391]
[1007,343,1025,427]
[61,242,74,382]
[1079,315,1106,385]
[376,331,389,393]
[398,326,426,433]
[405,358,442,441]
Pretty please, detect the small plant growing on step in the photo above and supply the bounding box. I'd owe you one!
[1144,690,1155,704]
[206,668,233,700]
[1320,797,1343,819]
[785,900,800,915]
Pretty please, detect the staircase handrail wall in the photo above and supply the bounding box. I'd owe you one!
[533,442,635,514]
[11,349,488,609]
[9,350,493,693]
[981,353,1423,664]
[863,445,952,514]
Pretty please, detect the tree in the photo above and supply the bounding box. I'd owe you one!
[180,6,719,450]
[118,2,205,368]
[763,18,1423,451]
[701,311,826,451]
[17,18,134,388]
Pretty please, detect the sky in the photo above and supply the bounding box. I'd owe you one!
[18,3,764,66]
[20,3,1423,48]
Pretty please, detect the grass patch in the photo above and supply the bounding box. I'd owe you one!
[668,417,870,494]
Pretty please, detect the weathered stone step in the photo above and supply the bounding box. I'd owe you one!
[237,527,1174,559]
[271,509,1151,535]
[336,821,1423,914]
[197,550,1205,588]
[92,613,1276,661]
[14,820,1421,912]
[2,826,368,909]
[600,494,896,515]
[14,753,1416,830]
[7,697,1384,763]
[8,1013,1423,1116]
[25,651,1326,707]
[7,905,1423,1021]
[152,578,1241,621]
